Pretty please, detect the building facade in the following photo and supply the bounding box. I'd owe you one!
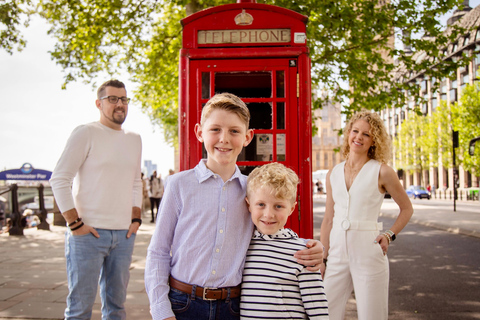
[381,2,480,192]
[312,98,344,171]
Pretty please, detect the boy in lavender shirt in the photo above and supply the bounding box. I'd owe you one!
[145,93,323,320]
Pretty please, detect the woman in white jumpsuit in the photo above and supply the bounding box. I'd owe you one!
[320,111,413,320]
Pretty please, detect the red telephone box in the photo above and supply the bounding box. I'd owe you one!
[179,0,313,238]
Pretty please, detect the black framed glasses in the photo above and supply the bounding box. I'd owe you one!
[100,95,131,105]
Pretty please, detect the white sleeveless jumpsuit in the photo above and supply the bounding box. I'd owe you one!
[324,160,389,320]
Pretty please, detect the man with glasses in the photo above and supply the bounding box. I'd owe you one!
[50,79,143,320]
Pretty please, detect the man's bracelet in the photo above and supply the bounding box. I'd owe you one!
[70,222,84,231]
[68,217,82,227]
[132,218,142,226]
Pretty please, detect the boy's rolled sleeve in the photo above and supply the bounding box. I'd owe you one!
[145,178,179,319]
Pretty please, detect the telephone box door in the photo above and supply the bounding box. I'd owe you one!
[187,58,302,231]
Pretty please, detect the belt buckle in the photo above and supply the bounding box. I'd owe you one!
[341,219,351,230]
[202,287,217,301]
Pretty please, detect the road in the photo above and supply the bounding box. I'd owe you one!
[313,196,480,320]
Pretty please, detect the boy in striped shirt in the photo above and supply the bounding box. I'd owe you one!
[241,163,329,319]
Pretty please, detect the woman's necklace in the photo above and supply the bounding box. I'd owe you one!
[346,159,368,188]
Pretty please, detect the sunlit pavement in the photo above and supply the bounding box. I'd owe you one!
[1,197,478,319]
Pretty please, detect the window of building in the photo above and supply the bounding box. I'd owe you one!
[461,73,469,91]
[450,88,457,102]
[441,82,448,101]
[324,153,329,168]
[420,80,427,92]
[422,93,428,115]
[463,36,470,47]
[431,97,438,111]
[452,43,458,53]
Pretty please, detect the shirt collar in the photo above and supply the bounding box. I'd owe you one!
[253,228,298,241]
[195,159,243,184]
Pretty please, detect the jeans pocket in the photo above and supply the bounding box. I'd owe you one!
[228,297,240,316]
[169,288,190,314]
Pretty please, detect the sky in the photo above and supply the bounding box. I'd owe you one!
[0,17,175,178]
[1,1,479,179]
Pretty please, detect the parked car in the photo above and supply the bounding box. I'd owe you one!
[406,185,431,200]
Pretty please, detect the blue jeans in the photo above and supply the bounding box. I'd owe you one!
[168,288,240,320]
[64,229,136,320]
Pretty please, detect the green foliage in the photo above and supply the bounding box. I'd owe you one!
[0,0,33,53]
[451,82,480,173]
[432,101,453,168]
[1,0,471,145]
[395,85,480,176]
[394,111,434,179]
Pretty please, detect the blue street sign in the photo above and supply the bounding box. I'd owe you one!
[0,163,52,181]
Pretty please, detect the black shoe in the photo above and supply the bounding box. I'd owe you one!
[150,220,154,223]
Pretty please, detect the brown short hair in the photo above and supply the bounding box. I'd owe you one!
[97,80,126,99]
[341,110,391,163]
[200,93,250,129]
[247,162,299,204]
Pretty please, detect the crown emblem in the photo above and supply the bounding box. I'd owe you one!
[235,9,253,25]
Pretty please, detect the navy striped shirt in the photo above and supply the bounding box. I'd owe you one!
[241,229,329,319]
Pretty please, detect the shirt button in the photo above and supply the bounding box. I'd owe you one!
[219,229,224,234]
[212,270,216,275]
[223,187,226,191]
[222,208,225,212]
[216,248,220,253]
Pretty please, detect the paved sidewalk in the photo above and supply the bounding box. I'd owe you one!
[0,198,478,319]
[0,221,155,320]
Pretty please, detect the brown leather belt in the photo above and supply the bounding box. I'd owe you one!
[169,276,241,301]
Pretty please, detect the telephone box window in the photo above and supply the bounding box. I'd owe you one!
[277,134,286,161]
[277,102,285,129]
[202,72,210,99]
[238,166,257,176]
[247,102,272,129]
[276,70,285,97]
[215,72,271,98]
[239,134,273,162]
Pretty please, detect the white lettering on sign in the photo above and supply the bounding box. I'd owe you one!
[198,29,291,44]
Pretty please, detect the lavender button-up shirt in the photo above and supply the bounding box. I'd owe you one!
[145,159,254,320]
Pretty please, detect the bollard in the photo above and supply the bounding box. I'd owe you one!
[8,184,24,236]
[36,184,50,231]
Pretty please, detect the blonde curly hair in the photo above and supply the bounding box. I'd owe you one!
[246,162,299,204]
[341,110,391,164]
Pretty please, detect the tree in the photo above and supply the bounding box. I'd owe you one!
[451,82,480,173]
[1,0,470,144]
[0,0,33,53]
[394,111,434,184]
[432,100,454,169]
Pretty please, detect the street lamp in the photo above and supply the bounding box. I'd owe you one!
[452,130,459,212]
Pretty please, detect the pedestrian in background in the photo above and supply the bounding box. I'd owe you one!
[320,110,413,320]
[141,172,149,216]
[50,79,143,320]
[149,171,164,223]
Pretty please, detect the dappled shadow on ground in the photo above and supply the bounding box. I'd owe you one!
[388,228,480,319]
